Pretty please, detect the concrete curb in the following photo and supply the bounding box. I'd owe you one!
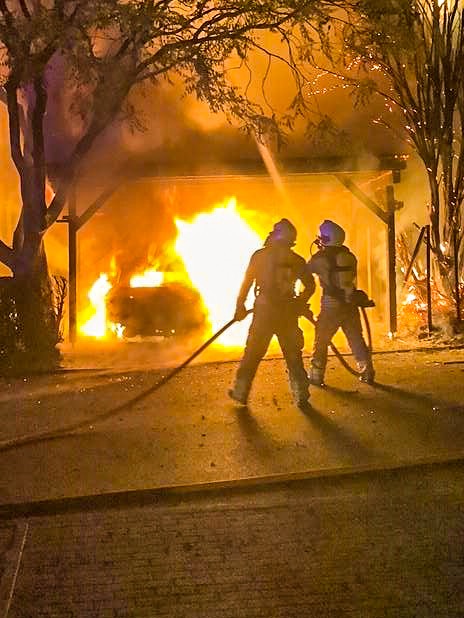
[1,452,463,521]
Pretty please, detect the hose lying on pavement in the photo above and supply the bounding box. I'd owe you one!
[0,312,251,452]
[0,306,372,452]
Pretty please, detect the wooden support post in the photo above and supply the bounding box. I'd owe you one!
[335,173,400,336]
[425,224,433,334]
[367,226,372,299]
[454,227,462,323]
[63,183,120,345]
[68,189,77,345]
[385,185,397,335]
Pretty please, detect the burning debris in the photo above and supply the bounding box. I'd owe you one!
[397,232,464,338]
[400,283,458,337]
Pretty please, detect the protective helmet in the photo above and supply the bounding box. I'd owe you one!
[268,218,297,246]
[318,219,345,247]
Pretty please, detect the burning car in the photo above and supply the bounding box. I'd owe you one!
[106,282,207,339]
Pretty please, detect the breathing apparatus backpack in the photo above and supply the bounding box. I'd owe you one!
[321,246,375,308]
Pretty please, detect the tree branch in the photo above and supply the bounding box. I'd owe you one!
[5,81,24,173]
[0,0,17,35]
[32,75,47,230]
[0,238,15,271]
[45,183,68,229]
[18,0,30,20]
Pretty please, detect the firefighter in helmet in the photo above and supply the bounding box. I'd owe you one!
[229,218,315,408]
[307,219,375,386]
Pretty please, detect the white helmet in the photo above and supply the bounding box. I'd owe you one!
[318,220,345,247]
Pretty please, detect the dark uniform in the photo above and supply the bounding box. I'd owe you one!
[307,220,374,385]
[229,219,315,407]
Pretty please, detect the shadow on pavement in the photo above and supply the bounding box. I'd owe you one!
[323,385,362,398]
[325,381,453,416]
[234,406,279,457]
[372,382,452,409]
[300,404,381,463]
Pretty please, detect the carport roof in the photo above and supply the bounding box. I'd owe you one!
[129,153,407,179]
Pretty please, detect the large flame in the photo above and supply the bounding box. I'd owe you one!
[79,273,113,338]
[79,197,264,346]
[130,268,164,288]
[174,197,262,345]
[79,255,124,338]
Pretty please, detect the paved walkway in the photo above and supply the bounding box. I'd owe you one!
[1,346,464,616]
[1,347,464,504]
[2,462,464,617]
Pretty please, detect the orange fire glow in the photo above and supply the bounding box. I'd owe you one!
[174,198,262,345]
[130,268,164,288]
[79,273,114,338]
[79,197,264,347]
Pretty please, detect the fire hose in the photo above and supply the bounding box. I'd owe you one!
[0,306,372,452]
[0,313,252,452]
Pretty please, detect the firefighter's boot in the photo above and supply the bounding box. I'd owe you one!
[358,360,375,384]
[228,378,250,406]
[290,376,310,408]
[295,388,310,409]
[308,362,325,387]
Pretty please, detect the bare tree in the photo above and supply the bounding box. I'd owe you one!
[316,0,464,310]
[0,0,348,368]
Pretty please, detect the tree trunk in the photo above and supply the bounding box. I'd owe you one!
[7,239,62,372]
[427,173,455,296]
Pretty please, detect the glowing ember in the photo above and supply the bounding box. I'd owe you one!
[402,288,427,312]
[174,197,263,346]
[404,292,417,304]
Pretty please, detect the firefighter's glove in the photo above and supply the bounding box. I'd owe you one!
[234,303,248,322]
[351,289,376,308]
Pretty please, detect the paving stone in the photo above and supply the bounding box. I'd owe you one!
[4,469,464,618]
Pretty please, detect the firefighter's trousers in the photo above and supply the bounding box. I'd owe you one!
[233,301,309,402]
[311,300,373,382]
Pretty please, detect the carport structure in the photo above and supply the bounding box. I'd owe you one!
[61,154,406,344]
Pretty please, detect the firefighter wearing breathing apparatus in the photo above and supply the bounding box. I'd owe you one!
[229,218,315,408]
[307,219,375,386]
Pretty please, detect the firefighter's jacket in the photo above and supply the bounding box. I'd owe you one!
[236,243,315,309]
[307,245,357,307]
